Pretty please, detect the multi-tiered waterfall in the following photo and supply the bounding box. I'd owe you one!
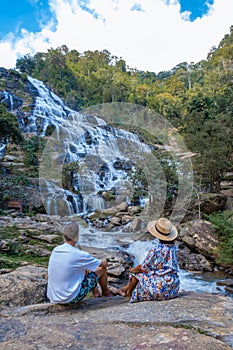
[12,76,192,223]
[27,77,152,217]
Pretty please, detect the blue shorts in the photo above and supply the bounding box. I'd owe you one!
[71,271,98,303]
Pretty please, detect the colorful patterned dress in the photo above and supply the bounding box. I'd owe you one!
[130,241,180,303]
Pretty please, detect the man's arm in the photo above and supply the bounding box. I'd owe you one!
[99,259,108,269]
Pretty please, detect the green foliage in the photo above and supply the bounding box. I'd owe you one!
[0,105,23,144]
[0,225,62,267]
[22,136,46,176]
[206,211,233,265]
[129,166,148,205]
[62,161,79,191]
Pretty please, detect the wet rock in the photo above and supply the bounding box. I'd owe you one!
[178,244,213,272]
[128,206,142,215]
[109,216,121,225]
[217,279,233,295]
[102,222,114,230]
[102,207,118,216]
[121,214,134,223]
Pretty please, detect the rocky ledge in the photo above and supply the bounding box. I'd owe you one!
[1,292,233,349]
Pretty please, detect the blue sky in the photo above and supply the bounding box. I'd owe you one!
[0,0,232,72]
[179,0,214,21]
[0,1,54,38]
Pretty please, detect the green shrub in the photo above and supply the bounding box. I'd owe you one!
[206,211,233,265]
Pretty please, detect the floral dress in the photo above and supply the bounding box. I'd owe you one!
[130,241,180,303]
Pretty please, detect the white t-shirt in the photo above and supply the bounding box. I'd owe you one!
[47,243,101,303]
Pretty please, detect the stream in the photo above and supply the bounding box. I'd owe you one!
[78,225,228,296]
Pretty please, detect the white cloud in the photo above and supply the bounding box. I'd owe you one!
[0,0,233,72]
[180,10,191,21]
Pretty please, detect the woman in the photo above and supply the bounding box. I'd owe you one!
[120,218,180,303]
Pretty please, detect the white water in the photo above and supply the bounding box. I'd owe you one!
[0,143,6,159]
[27,77,151,216]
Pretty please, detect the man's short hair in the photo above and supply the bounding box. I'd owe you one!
[63,221,79,242]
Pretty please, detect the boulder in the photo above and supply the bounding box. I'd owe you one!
[0,265,47,308]
[109,216,121,225]
[198,193,228,214]
[179,220,219,259]
[115,202,128,212]
[178,244,212,272]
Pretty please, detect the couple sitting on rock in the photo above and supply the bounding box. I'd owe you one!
[47,218,180,304]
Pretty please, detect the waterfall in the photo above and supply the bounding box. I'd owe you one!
[27,77,151,216]
[1,91,14,109]
[0,143,6,159]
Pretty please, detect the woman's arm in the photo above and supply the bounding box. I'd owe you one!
[130,264,142,273]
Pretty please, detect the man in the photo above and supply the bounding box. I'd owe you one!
[47,221,115,304]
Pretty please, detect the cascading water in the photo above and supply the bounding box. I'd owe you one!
[27,77,151,216]
[0,91,20,158]
[0,144,6,159]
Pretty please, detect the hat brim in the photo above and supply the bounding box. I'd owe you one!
[147,220,178,241]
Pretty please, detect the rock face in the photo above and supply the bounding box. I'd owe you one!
[0,214,231,276]
[1,292,233,349]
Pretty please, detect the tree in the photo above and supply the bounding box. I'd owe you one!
[183,94,233,191]
[0,105,22,144]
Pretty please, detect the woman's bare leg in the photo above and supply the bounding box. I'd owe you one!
[119,276,138,299]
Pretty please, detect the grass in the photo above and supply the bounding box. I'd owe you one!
[0,225,62,269]
[0,253,49,268]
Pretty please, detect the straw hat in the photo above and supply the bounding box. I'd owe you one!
[147,218,178,241]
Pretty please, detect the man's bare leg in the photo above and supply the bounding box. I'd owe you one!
[91,287,101,298]
[95,266,114,297]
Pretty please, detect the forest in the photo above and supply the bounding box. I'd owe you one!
[14,26,233,194]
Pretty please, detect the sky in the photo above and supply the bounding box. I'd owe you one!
[0,0,232,73]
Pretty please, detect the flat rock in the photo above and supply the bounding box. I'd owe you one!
[1,292,233,349]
